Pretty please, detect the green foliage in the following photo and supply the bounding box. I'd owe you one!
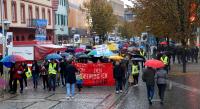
[83,0,117,42]
[132,0,197,45]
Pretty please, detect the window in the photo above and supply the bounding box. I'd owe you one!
[20,3,26,23]
[55,14,57,25]
[21,36,25,41]
[3,0,7,19]
[16,36,19,41]
[42,8,45,19]
[35,7,39,19]
[28,5,33,20]
[60,15,63,25]
[11,1,17,22]
[58,14,60,25]
[48,9,51,25]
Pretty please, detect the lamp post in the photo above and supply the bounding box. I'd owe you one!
[146,25,150,59]
[1,0,10,91]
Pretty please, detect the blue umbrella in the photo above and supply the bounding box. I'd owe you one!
[46,53,62,60]
[0,55,27,68]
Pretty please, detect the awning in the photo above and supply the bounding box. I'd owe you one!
[34,44,66,60]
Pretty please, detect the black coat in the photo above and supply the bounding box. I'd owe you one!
[65,64,78,84]
[113,65,124,80]
[142,68,156,85]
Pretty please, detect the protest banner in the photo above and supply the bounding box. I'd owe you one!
[74,63,115,86]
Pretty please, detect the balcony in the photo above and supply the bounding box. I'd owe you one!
[27,19,47,27]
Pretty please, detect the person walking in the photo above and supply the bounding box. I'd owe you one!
[132,61,139,86]
[59,58,67,87]
[155,68,167,105]
[48,59,58,91]
[22,63,28,89]
[113,61,124,94]
[41,60,49,90]
[65,60,78,99]
[8,63,15,93]
[160,54,169,73]
[13,63,24,94]
[142,67,156,105]
[76,72,83,92]
[31,60,39,89]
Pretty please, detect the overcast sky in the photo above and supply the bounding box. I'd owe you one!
[121,0,134,8]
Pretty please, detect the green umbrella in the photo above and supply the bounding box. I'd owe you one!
[88,50,97,56]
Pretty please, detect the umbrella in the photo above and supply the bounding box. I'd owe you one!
[144,59,165,68]
[131,58,145,62]
[78,54,90,59]
[1,55,27,63]
[61,53,70,57]
[0,55,27,68]
[131,54,145,59]
[75,52,86,58]
[160,41,168,45]
[107,43,118,51]
[75,48,85,53]
[95,50,115,57]
[46,53,62,60]
[109,55,123,60]
[88,50,97,56]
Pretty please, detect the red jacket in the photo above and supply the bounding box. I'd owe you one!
[14,66,23,79]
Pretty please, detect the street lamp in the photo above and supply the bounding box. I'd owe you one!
[146,26,150,59]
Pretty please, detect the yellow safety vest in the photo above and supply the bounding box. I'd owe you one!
[132,65,139,75]
[25,68,32,78]
[140,51,145,56]
[161,56,168,65]
[48,63,57,75]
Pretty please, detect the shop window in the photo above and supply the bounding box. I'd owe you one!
[16,36,19,41]
[21,36,25,41]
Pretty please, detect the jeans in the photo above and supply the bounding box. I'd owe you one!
[133,74,139,85]
[116,78,122,91]
[32,73,39,88]
[60,73,65,86]
[13,78,23,93]
[42,75,48,89]
[49,74,56,91]
[23,75,27,87]
[146,84,155,100]
[157,84,166,101]
[66,83,75,97]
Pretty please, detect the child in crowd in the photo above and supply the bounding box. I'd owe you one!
[76,72,83,92]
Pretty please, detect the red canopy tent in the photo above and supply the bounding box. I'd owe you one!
[34,44,66,60]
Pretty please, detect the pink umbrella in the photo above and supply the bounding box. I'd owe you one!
[144,59,165,68]
[160,41,168,45]
[75,48,85,53]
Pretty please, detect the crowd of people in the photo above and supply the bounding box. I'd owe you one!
[8,58,82,99]
[6,43,199,104]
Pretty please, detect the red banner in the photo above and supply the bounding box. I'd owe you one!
[74,63,115,86]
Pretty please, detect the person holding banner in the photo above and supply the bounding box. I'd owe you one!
[113,61,124,94]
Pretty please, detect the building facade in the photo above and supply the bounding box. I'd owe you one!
[107,0,124,19]
[68,0,89,37]
[0,0,53,42]
[53,0,69,44]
